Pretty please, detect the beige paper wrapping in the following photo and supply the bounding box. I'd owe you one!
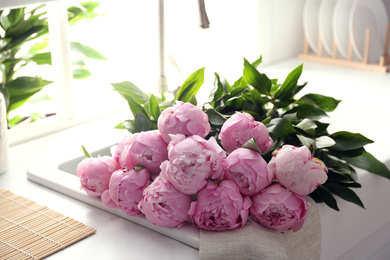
[199,197,321,260]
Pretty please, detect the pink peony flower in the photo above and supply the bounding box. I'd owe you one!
[120,130,168,179]
[107,167,151,216]
[224,148,274,196]
[112,134,134,163]
[160,134,225,195]
[188,180,252,231]
[138,176,192,228]
[101,190,116,209]
[76,156,120,198]
[157,101,210,143]
[219,112,273,153]
[250,183,309,232]
[268,145,328,195]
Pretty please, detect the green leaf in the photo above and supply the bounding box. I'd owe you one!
[295,118,317,136]
[270,83,281,97]
[231,76,248,89]
[314,186,339,211]
[30,112,43,123]
[314,121,330,135]
[134,166,145,171]
[262,116,271,125]
[189,95,197,106]
[329,131,374,151]
[68,2,101,24]
[149,94,161,120]
[72,68,92,79]
[325,157,351,174]
[27,39,49,54]
[30,52,51,65]
[299,93,341,112]
[125,95,150,121]
[297,134,315,149]
[72,58,87,66]
[28,93,53,103]
[6,76,52,111]
[324,156,357,181]
[315,136,336,149]
[331,148,390,179]
[82,145,92,158]
[204,108,227,126]
[242,138,262,154]
[115,120,135,133]
[267,118,295,140]
[251,55,263,68]
[111,81,149,105]
[211,72,225,102]
[3,25,45,52]
[324,183,364,208]
[249,89,266,117]
[175,67,205,102]
[274,64,303,99]
[285,103,328,120]
[134,112,151,132]
[70,42,106,60]
[243,58,271,95]
[0,11,12,30]
[6,12,46,38]
[224,86,248,102]
[8,115,24,128]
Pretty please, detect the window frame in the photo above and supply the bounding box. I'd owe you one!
[1,0,88,146]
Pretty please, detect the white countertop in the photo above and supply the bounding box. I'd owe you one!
[1,112,199,260]
[1,58,390,260]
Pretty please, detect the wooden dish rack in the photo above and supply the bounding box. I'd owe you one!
[299,23,390,73]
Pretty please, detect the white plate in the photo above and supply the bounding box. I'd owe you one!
[319,0,337,55]
[333,0,356,58]
[349,0,389,63]
[26,146,200,249]
[303,0,322,54]
[384,0,390,19]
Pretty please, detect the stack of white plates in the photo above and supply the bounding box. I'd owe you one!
[303,0,390,63]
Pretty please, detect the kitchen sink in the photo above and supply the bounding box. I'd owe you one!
[27,146,200,249]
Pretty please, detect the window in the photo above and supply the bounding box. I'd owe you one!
[4,0,305,146]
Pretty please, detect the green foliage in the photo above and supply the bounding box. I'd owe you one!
[174,67,205,102]
[0,2,104,125]
[111,56,390,211]
[111,68,206,133]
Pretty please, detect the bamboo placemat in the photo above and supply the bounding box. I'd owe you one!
[0,189,96,260]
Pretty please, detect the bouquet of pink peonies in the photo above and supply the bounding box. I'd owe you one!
[77,57,390,232]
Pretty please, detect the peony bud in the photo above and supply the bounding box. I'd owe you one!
[76,156,120,198]
[268,145,328,195]
[189,180,252,231]
[138,176,192,228]
[157,101,210,143]
[224,148,274,196]
[219,112,273,153]
[107,167,150,216]
[250,183,309,232]
[120,130,168,179]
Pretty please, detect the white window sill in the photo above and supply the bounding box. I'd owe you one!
[8,108,129,147]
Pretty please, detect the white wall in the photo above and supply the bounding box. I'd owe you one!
[257,0,306,65]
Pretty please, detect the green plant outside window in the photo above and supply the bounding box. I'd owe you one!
[0,2,105,127]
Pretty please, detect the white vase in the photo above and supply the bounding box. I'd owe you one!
[0,93,9,174]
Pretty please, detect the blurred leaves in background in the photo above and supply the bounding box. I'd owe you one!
[0,2,105,127]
